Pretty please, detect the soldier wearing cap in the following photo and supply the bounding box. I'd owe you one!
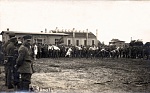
[2,32,15,53]
[2,32,16,88]
[5,36,18,89]
[16,35,33,91]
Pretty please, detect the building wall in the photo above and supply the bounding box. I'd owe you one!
[2,33,9,43]
[88,38,98,46]
[115,42,125,48]
[110,42,125,48]
[2,31,98,46]
[2,33,64,45]
[67,37,97,46]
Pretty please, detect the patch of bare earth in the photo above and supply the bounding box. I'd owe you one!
[30,58,150,93]
[0,58,150,92]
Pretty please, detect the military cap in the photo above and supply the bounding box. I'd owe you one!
[23,35,32,40]
[9,32,15,38]
[10,37,17,42]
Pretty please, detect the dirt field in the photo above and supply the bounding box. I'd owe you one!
[0,58,150,92]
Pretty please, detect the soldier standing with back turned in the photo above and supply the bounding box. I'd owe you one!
[5,36,18,89]
[2,32,16,89]
[15,35,33,91]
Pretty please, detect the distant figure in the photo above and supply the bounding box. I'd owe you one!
[65,47,72,57]
[48,44,53,58]
[34,44,38,60]
[52,45,60,58]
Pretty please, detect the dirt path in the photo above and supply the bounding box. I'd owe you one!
[0,58,150,92]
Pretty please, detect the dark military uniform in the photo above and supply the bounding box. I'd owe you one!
[5,37,18,89]
[16,35,33,91]
[2,32,16,87]
[0,41,3,65]
[13,43,21,90]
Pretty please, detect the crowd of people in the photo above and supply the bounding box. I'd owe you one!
[0,32,150,92]
[31,42,150,60]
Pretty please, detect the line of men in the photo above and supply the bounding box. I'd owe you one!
[2,32,34,92]
[32,43,150,60]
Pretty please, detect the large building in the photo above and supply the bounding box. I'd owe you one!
[53,28,98,46]
[109,39,125,48]
[1,29,68,45]
[1,28,99,46]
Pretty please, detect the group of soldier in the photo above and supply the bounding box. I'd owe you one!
[32,43,150,60]
[1,32,33,92]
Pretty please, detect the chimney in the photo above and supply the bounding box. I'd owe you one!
[86,29,88,32]
[55,27,58,33]
[73,28,75,30]
[45,28,47,33]
[7,28,9,31]
[73,28,75,36]
[72,28,75,46]
[65,29,67,32]
[96,29,98,39]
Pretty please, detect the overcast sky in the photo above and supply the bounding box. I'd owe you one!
[0,0,150,44]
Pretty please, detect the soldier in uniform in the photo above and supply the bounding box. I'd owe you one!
[15,35,33,91]
[13,40,22,90]
[0,41,3,65]
[2,32,16,88]
[2,32,15,54]
[5,37,18,89]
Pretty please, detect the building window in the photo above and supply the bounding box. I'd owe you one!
[84,40,87,46]
[92,40,94,45]
[68,40,71,45]
[76,40,79,46]
[55,39,59,45]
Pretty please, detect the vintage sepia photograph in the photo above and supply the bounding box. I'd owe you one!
[0,0,150,92]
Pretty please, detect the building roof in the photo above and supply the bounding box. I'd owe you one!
[54,31,96,38]
[1,31,69,36]
[110,39,125,43]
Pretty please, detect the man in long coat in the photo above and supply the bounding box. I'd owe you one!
[5,37,18,89]
[16,35,33,91]
[3,32,16,88]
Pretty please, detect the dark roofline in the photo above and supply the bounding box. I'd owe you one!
[1,31,69,36]
[56,31,96,37]
[52,30,92,33]
[109,41,125,43]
